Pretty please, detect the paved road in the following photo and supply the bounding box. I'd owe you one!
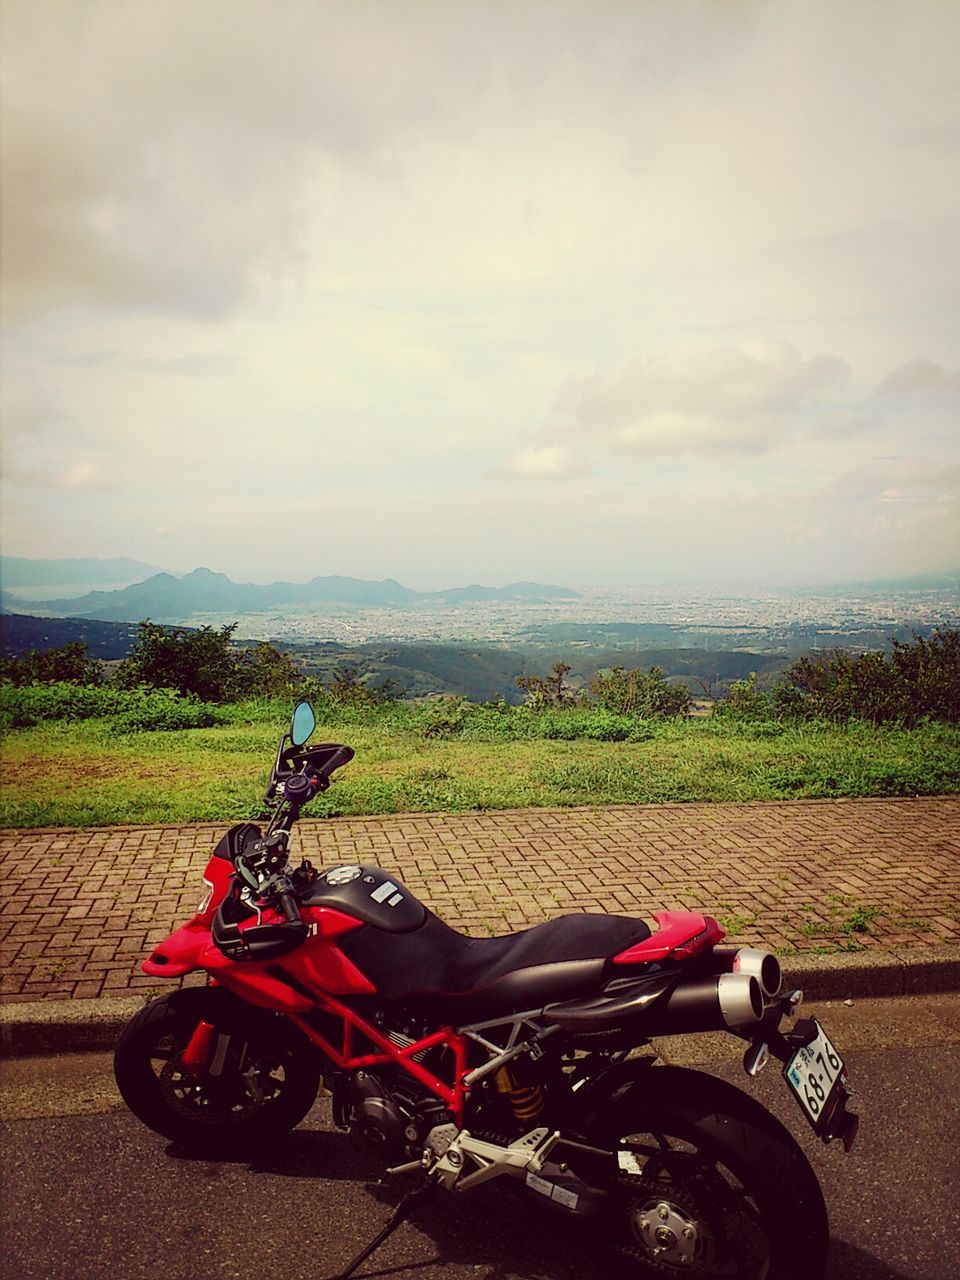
[3,797,960,1003]
[3,996,959,1280]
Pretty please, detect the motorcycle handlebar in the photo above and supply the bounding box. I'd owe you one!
[275,886,302,925]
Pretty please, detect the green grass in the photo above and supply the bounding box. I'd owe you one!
[796,894,890,952]
[1,701,957,828]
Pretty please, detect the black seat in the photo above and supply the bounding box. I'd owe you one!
[337,910,652,1018]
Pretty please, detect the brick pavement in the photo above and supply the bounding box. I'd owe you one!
[1,797,958,1004]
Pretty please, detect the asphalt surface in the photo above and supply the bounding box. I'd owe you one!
[2,995,959,1280]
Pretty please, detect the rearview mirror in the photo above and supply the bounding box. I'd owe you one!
[290,701,316,747]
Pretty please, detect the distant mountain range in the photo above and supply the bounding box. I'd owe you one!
[1,565,581,622]
[0,556,163,588]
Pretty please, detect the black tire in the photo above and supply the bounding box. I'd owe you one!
[583,1065,828,1280]
[114,988,322,1151]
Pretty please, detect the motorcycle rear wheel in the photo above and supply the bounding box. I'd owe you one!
[114,988,322,1151]
[583,1066,829,1280]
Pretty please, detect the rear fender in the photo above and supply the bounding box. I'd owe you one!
[569,1053,659,1129]
[570,1059,807,1160]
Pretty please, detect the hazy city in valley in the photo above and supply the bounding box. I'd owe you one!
[2,557,958,707]
[190,581,960,651]
[3,558,957,653]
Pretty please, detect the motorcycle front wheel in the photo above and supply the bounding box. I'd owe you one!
[114,988,322,1151]
[582,1065,829,1280]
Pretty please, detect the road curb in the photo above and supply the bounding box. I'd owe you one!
[0,994,148,1058]
[782,944,960,999]
[2,948,958,1058]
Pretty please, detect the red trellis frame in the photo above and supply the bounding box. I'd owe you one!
[288,990,472,1124]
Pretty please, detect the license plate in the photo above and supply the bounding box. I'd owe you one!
[783,1020,846,1135]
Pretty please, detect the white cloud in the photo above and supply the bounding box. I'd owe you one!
[58,461,116,491]
[0,1,474,321]
[504,445,579,480]
[832,458,960,506]
[539,341,849,458]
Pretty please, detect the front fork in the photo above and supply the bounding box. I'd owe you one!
[181,1020,237,1084]
[180,1018,266,1102]
[181,1020,216,1079]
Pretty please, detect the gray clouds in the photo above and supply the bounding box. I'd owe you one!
[1,0,958,586]
[543,342,850,458]
[1,0,473,319]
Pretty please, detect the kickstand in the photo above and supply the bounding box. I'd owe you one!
[330,1181,436,1280]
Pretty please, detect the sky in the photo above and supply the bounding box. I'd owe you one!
[2,0,958,591]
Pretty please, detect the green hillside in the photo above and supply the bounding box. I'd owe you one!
[1,613,786,702]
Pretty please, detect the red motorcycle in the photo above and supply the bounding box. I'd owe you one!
[115,702,857,1280]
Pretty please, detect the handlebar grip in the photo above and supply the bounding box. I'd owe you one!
[316,746,354,784]
[275,888,301,925]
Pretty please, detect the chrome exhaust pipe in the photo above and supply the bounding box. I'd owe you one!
[717,973,766,1027]
[632,972,764,1036]
[711,945,783,1000]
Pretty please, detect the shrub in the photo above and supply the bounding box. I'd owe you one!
[779,629,960,725]
[234,642,302,698]
[713,630,960,727]
[890,628,960,723]
[110,689,223,732]
[0,642,102,686]
[113,621,242,701]
[516,662,579,708]
[589,664,691,717]
[0,682,221,732]
[537,708,635,741]
[0,682,126,727]
[784,649,900,723]
[713,674,776,722]
[322,663,408,707]
[417,697,468,739]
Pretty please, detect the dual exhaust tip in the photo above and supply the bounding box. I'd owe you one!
[637,946,783,1036]
[723,945,784,1001]
[717,946,784,1028]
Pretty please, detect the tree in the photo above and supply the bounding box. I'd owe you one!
[516,661,577,707]
[113,621,241,701]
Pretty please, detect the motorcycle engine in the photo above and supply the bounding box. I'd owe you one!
[348,1071,409,1160]
[344,1025,452,1162]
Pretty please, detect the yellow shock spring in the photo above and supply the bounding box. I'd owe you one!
[495,1066,544,1121]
